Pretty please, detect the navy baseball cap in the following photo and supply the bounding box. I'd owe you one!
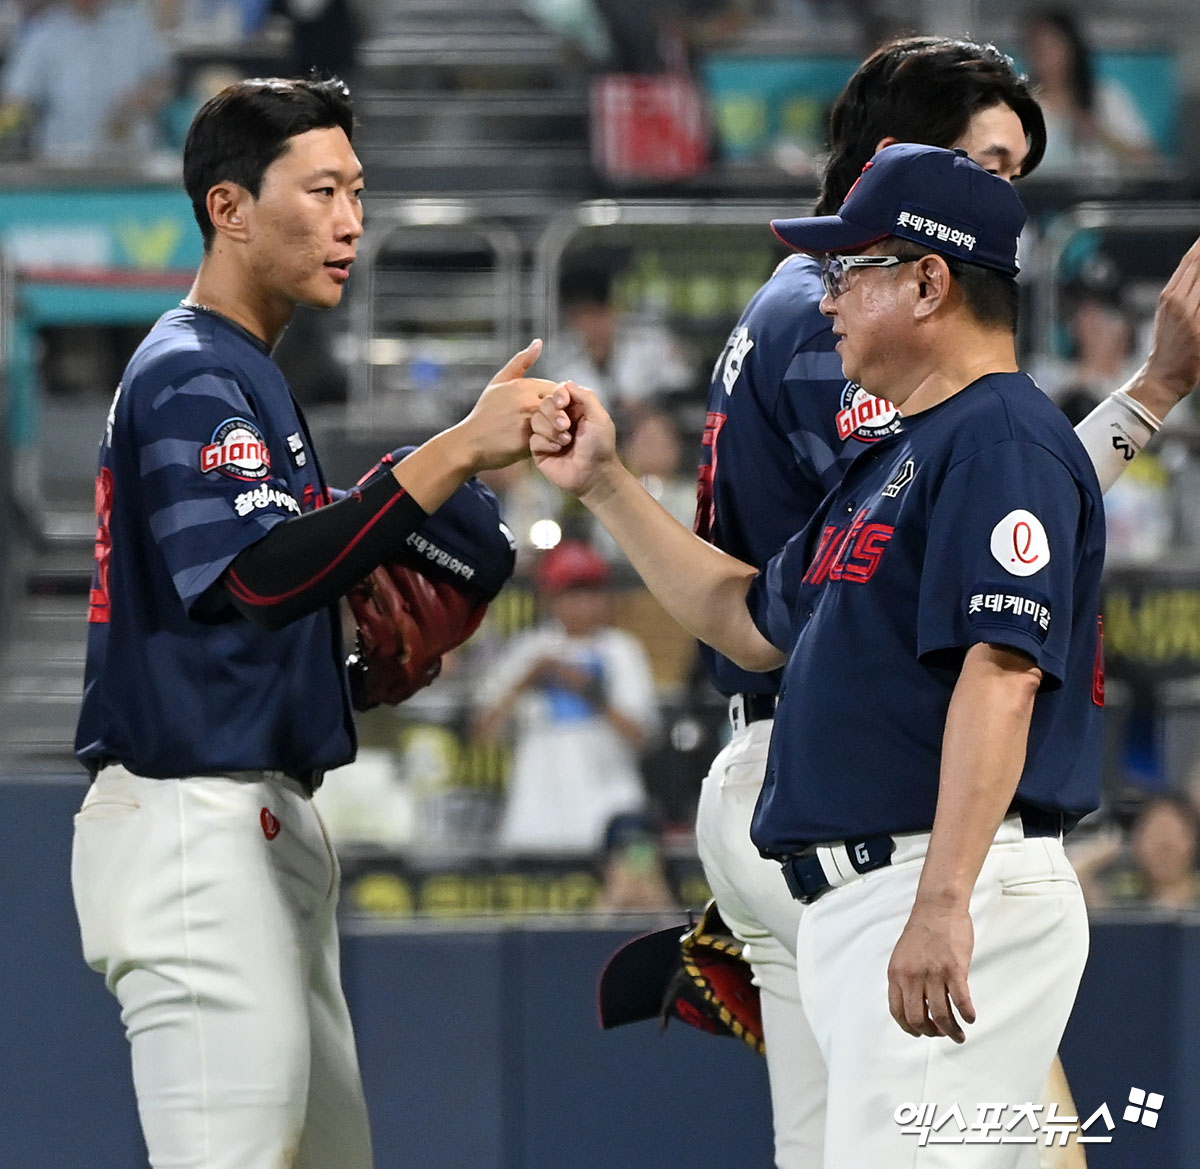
[771,143,1026,276]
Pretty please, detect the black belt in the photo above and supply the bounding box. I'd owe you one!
[93,759,325,795]
[780,804,1070,905]
[736,692,777,724]
[285,769,325,794]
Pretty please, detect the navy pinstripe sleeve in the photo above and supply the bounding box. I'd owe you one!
[136,370,298,611]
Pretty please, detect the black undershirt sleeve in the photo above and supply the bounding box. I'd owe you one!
[218,472,427,630]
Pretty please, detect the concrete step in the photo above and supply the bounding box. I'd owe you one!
[358,16,567,83]
[356,92,588,150]
[362,142,594,196]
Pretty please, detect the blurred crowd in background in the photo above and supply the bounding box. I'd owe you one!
[2,0,1200,920]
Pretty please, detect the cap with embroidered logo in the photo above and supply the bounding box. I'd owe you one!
[771,143,1026,276]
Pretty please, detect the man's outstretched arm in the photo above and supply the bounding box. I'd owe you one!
[1076,234,1200,490]
[531,381,785,673]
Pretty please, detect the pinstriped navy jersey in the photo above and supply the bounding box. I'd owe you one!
[75,306,355,777]
[695,254,900,696]
[746,372,1106,851]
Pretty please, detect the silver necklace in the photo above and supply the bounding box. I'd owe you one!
[180,299,228,320]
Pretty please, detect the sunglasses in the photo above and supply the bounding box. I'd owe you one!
[819,254,924,299]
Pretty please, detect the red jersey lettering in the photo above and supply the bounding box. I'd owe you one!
[88,467,115,623]
[694,410,726,542]
[200,438,271,474]
[803,507,894,585]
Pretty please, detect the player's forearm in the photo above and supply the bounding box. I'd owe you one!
[1073,389,1161,493]
[221,473,426,629]
[583,463,784,672]
[390,429,482,515]
[915,643,1042,910]
[1118,366,1180,425]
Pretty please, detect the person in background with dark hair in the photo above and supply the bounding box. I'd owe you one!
[70,77,552,1169]
[1073,793,1200,908]
[680,33,1200,1169]
[1024,8,1157,174]
[549,264,694,418]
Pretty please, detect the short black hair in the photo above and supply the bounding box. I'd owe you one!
[880,239,1020,332]
[815,37,1046,216]
[559,265,614,310]
[183,76,355,250]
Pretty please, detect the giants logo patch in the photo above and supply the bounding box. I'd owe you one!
[835,383,900,443]
[200,418,271,480]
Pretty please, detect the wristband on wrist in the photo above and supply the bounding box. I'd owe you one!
[1073,389,1161,494]
[1111,388,1164,433]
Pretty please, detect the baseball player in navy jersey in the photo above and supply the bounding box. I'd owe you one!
[691,38,1200,1169]
[70,78,553,1169]
[531,143,1168,1166]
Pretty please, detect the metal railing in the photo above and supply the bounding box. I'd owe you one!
[347,198,522,433]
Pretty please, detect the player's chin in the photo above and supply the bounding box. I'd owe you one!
[299,276,348,309]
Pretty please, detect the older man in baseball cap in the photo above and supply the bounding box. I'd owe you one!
[770,142,1028,413]
[532,142,1105,1165]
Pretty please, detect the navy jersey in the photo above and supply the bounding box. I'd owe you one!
[696,255,900,696]
[75,306,356,777]
[747,372,1106,852]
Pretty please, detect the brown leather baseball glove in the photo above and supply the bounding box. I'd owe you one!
[345,564,488,710]
[344,448,516,710]
[597,899,765,1055]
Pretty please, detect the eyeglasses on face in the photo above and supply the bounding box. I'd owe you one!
[819,253,924,299]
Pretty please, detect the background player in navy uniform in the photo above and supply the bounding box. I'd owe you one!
[70,78,553,1169]
[532,143,1109,1167]
[691,36,1200,1169]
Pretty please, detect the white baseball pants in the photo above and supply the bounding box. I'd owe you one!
[695,712,1090,1169]
[71,765,374,1169]
[695,717,826,1169]
[798,822,1089,1169]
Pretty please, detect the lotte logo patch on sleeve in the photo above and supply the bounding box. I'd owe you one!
[990,510,1050,577]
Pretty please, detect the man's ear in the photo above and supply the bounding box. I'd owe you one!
[873,135,900,155]
[206,183,250,242]
[912,254,952,320]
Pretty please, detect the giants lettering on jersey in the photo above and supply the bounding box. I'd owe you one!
[835,383,901,443]
[803,506,894,585]
[200,417,271,480]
